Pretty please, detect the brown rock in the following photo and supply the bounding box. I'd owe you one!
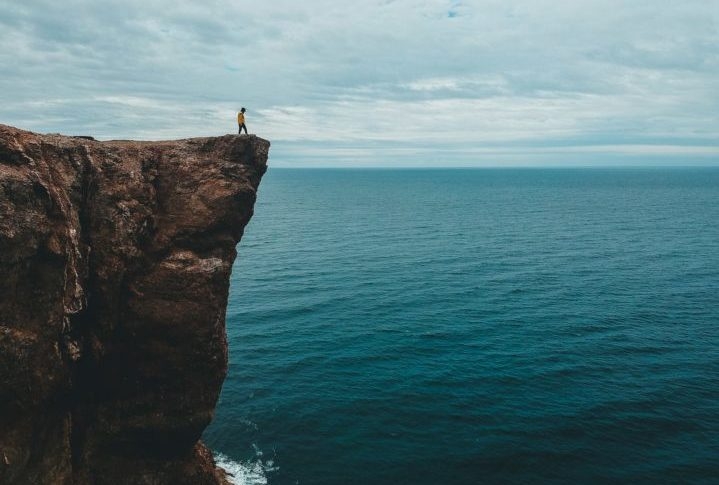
[0,124,269,484]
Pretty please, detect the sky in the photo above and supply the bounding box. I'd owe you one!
[1,0,718,166]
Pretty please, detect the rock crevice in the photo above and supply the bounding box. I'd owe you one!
[0,124,269,484]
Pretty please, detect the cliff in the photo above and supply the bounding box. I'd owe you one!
[0,124,270,484]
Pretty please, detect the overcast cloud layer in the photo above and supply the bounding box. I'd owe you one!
[1,0,718,166]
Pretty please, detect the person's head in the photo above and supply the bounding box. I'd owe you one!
[241,107,246,113]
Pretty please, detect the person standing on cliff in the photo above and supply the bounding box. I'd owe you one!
[237,107,248,135]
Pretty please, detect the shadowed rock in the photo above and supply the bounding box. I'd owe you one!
[0,124,269,484]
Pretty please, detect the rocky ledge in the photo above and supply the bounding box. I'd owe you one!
[0,124,269,484]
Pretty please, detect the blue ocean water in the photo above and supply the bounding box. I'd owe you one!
[203,168,719,485]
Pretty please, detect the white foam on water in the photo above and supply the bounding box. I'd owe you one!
[214,450,276,485]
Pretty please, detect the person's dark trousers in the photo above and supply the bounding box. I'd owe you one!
[238,123,247,134]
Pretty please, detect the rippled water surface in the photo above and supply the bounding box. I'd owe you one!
[204,168,719,485]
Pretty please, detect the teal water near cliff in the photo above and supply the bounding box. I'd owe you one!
[204,167,719,485]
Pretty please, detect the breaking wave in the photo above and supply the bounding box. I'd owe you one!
[214,449,276,485]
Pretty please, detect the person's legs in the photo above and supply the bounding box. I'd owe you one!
[241,123,248,134]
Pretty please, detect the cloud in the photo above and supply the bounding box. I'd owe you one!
[0,0,717,165]
[405,78,462,92]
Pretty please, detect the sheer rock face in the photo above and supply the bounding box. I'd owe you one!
[0,124,269,484]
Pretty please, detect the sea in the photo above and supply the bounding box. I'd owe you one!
[202,167,719,485]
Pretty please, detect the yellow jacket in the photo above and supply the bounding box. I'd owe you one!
[237,112,245,124]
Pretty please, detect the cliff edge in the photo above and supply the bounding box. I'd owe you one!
[0,124,270,484]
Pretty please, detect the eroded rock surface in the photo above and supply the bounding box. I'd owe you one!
[0,124,269,484]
